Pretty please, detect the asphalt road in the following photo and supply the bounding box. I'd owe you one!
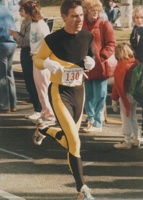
[0,73,143,200]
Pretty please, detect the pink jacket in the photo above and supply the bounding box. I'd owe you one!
[83,17,116,80]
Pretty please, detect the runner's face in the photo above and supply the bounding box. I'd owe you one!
[62,6,84,34]
[134,14,143,27]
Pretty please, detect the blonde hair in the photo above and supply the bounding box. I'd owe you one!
[132,5,143,23]
[115,43,134,61]
[82,0,103,14]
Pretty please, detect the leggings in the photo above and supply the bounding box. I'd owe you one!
[39,82,85,192]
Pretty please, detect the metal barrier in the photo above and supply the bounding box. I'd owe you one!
[44,17,64,32]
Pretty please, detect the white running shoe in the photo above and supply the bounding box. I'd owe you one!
[32,118,56,145]
[83,125,102,133]
[77,185,94,200]
[25,112,41,122]
[32,120,47,145]
[32,127,46,146]
[114,141,131,149]
[131,139,140,147]
[41,117,57,125]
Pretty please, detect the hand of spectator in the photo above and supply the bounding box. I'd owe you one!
[112,100,118,112]
[84,56,95,71]
[8,29,19,39]
[43,58,64,74]
[8,29,13,35]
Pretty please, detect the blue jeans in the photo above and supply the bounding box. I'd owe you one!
[84,79,107,128]
[20,47,41,112]
[0,48,17,110]
[105,7,120,24]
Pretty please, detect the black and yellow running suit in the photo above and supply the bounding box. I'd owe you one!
[34,28,95,192]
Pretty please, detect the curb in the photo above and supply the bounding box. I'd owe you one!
[13,64,23,77]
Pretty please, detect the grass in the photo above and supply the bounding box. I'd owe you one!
[114,28,131,43]
[41,6,132,43]
[40,0,140,7]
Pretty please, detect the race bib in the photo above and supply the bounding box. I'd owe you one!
[61,68,84,86]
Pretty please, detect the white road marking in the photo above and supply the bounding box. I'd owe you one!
[0,148,33,160]
[83,162,94,167]
[0,126,34,129]
[0,189,26,200]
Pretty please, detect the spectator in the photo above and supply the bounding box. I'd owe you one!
[0,0,21,31]
[32,0,95,199]
[82,0,116,133]
[23,1,56,123]
[9,1,42,121]
[112,43,140,149]
[104,0,121,26]
[130,5,143,62]
[0,5,17,113]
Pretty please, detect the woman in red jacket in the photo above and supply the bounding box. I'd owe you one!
[82,0,116,132]
[112,43,140,149]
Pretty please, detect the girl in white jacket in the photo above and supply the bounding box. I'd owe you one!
[23,1,56,123]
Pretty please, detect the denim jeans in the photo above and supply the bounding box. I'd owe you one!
[0,48,17,110]
[20,47,41,112]
[105,7,120,24]
[84,79,107,128]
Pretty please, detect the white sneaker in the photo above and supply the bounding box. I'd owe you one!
[42,117,57,125]
[114,141,131,149]
[82,120,94,128]
[83,125,102,133]
[25,112,41,122]
[32,122,47,145]
[38,117,57,126]
[32,118,56,145]
[131,139,140,147]
[77,185,94,200]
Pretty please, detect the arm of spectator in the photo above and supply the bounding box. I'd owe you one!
[100,20,116,61]
[9,21,31,47]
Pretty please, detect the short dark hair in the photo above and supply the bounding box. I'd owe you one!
[60,0,82,15]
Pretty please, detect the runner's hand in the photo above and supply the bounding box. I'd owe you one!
[84,56,95,70]
[43,58,63,74]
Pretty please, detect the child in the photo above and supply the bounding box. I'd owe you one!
[23,1,56,124]
[130,5,143,62]
[111,43,140,149]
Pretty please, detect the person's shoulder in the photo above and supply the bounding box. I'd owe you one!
[80,29,93,37]
[38,19,47,25]
[37,19,49,29]
[44,28,62,43]
[24,19,31,25]
[79,29,93,41]
[100,19,114,31]
[81,28,91,34]
[100,19,111,26]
